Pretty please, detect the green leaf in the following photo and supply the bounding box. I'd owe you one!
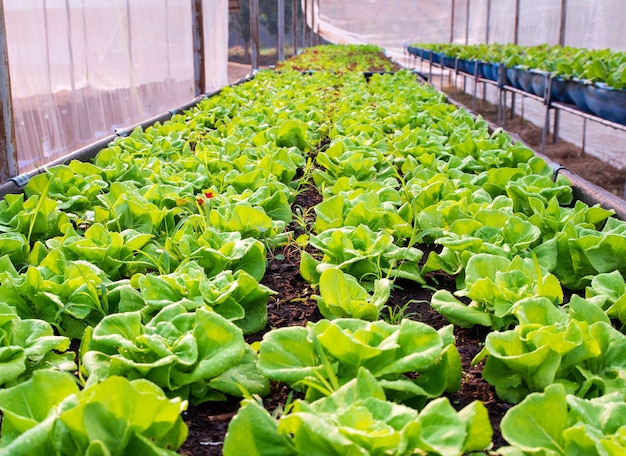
[431,290,493,328]
[500,384,567,453]
[223,399,297,456]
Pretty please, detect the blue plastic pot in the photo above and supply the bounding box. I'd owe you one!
[465,60,479,76]
[584,82,626,125]
[443,55,456,69]
[565,78,592,113]
[530,70,548,98]
[550,76,575,104]
[506,67,521,89]
[516,68,534,93]
[480,62,499,81]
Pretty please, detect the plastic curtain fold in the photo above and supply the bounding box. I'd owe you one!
[5,0,228,175]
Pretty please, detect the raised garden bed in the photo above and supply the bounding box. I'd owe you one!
[2,45,626,455]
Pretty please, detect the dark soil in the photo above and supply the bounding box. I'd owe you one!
[179,184,509,455]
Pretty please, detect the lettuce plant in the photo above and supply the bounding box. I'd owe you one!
[131,260,272,334]
[500,383,626,455]
[0,302,76,387]
[585,270,626,330]
[553,217,626,290]
[257,318,460,406]
[474,296,626,403]
[431,254,563,330]
[314,268,391,320]
[300,225,424,288]
[0,370,188,455]
[313,190,413,241]
[224,368,491,456]
[81,304,269,404]
[171,222,267,281]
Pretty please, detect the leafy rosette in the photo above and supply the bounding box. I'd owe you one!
[45,222,155,280]
[314,268,391,320]
[257,318,460,407]
[0,251,115,339]
[81,304,269,404]
[431,254,563,330]
[171,223,267,280]
[553,216,626,290]
[300,225,424,288]
[224,368,491,456]
[584,270,626,330]
[131,260,272,334]
[0,192,70,244]
[313,190,413,241]
[474,296,626,404]
[500,383,626,455]
[0,370,188,455]
[0,302,76,388]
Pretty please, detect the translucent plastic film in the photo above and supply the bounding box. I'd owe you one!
[310,0,626,57]
[5,0,228,175]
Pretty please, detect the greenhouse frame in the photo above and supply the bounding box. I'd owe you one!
[2,1,626,455]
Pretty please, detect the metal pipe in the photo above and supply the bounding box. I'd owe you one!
[464,0,470,45]
[514,0,520,44]
[278,0,285,61]
[292,0,298,56]
[0,0,17,180]
[191,0,205,96]
[303,0,308,48]
[250,0,259,69]
[485,0,491,44]
[559,0,567,45]
[450,0,455,43]
[65,0,79,148]
[314,0,320,45]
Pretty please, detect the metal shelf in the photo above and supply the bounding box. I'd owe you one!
[406,49,626,158]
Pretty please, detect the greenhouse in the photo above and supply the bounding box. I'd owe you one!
[0,1,626,455]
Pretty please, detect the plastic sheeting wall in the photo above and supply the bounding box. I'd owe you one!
[5,0,229,174]
[312,0,626,54]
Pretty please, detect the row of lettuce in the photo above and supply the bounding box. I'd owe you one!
[227,67,626,455]
[1,44,626,453]
[0,69,330,454]
[407,42,626,125]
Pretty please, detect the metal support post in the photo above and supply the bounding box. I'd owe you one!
[250,0,259,70]
[0,0,19,179]
[292,0,298,56]
[278,0,284,62]
[191,0,205,96]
